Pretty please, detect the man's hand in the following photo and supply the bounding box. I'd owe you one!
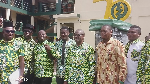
[64,81,68,84]
[18,79,23,84]
[44,44,55,60]
[16,76,23,84]
[93,71,97,84]
[44,44,51,53]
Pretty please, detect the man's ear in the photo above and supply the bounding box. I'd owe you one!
[110,30,113,35]
[46,35,48,39]
[67,32,70,36]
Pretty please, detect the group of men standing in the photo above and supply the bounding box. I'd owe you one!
[0,20,95,84]
[0,19,150,84]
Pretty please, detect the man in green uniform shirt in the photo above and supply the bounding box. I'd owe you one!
[55,27,75,84]
[0,20,25,84]
[32,30,60,84]
[137,35,150,83]
[64,29,96,84]
[15,24,36,84]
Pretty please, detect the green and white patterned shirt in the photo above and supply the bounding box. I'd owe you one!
[64,42,96,84]
[15,36,36,74]
[137,39,150,83]
[54,39,75,78]
[33,40,60,78]
[0,39,25,83]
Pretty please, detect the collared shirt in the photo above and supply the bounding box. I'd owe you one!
[0,39,24,83]
[54,39,75,78]
[137,39,150,83]
[15,36,36,74]
[33,40,60,78]
[64,42,96,83]
[96,37,127,84]
[124,39,144,84]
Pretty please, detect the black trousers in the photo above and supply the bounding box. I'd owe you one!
[21,71,35,84]
[34,77,52,84]
[56,77,64,84]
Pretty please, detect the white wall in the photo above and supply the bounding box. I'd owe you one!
[55,0,150,48]
[75,0,150,45]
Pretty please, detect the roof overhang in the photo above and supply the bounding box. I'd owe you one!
[53,13,80,19]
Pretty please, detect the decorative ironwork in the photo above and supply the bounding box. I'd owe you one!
[0,0,61,16]
[15,21,23,31]
[0,17,3,28]
[0,0,8,4]
[62,0,74,14]
[23,0,32,12]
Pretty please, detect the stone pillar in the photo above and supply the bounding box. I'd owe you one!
[57,21,61,39]
[11,11,16,26]
[32,0,35,5]
[6,9,10,20]
[31,16,34,26]
[54,25,57,44]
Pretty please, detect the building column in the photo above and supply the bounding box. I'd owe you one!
[56,19,61,39]
[11,11,16,26]
[31,16,34,26]
[54,25,57,43]
[6,9,10,20]
[32,0,35,5]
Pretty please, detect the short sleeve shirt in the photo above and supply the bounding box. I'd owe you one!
[0,39,24,83]
[15,36,36,74]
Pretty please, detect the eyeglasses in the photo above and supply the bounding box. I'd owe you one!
[74,34,84,37]
[5,30,15,33]
[23,30,32,33]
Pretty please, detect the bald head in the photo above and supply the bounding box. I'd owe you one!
[38,30,47,42]
[74,29,85,46]
[75,29,85,36]
[38,30,46,34]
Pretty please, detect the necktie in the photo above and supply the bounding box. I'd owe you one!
[61,41,66,65]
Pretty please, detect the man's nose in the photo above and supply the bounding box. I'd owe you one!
[8,32,13,35]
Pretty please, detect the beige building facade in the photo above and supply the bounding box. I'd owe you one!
[54,0,150,49]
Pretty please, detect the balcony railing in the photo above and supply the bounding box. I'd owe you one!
[0,0,62,16]
[0,0,75,16]
[61,0,74,14]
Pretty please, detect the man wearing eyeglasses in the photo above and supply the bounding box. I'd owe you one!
[0,20,25,84]
[54,27,75,84]
[15,24,36,84]
[64,29,96,84]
